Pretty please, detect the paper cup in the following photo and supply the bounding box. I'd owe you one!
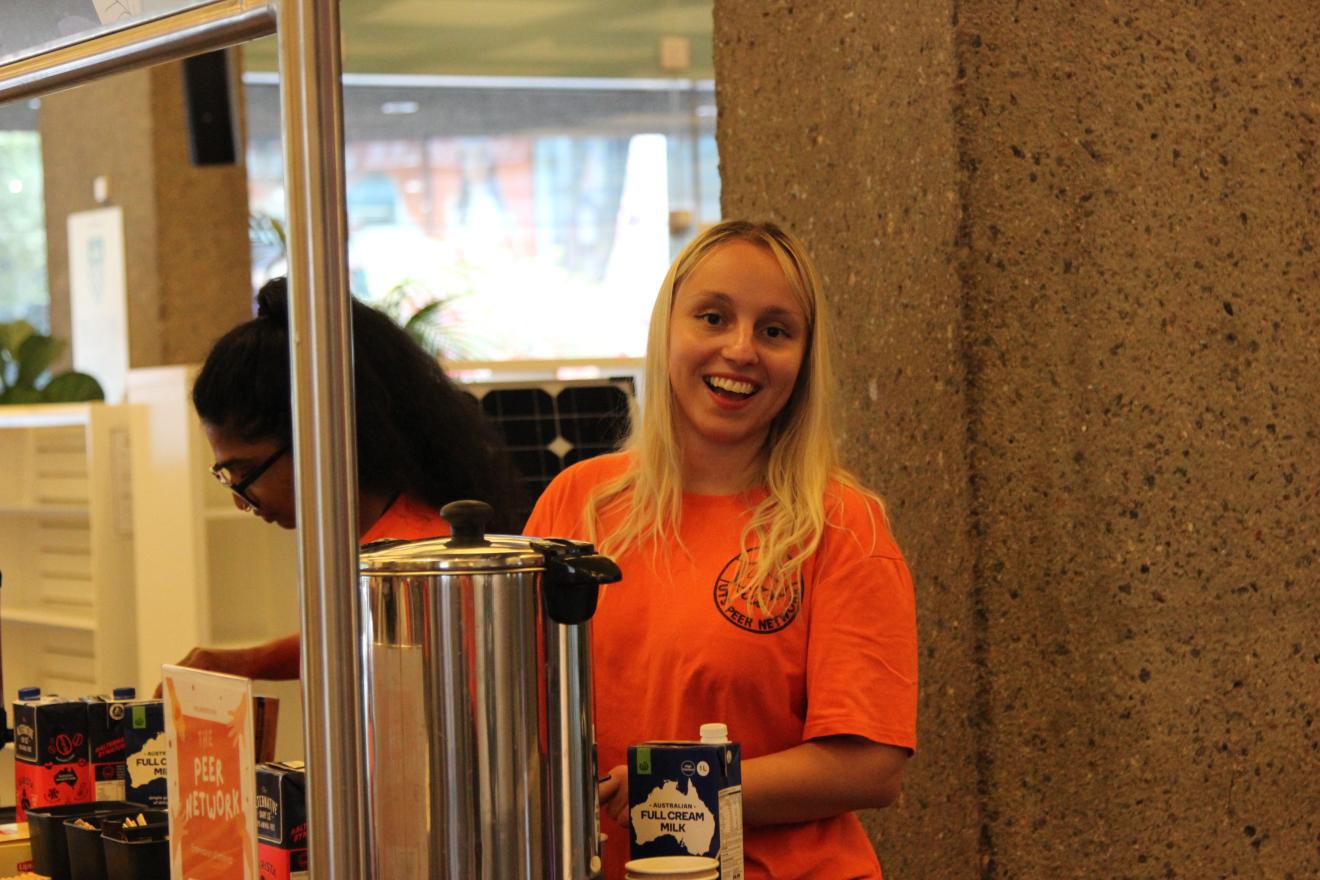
[624,854,720,879]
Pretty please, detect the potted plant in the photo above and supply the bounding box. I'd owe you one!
[0,320,104,404]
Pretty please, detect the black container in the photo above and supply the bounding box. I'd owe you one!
[25,800,146,880]
[64,812,141,880]
[106,809,168,841]
[101,814,169,880]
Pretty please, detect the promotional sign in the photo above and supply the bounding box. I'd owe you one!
[162,665,259,880]
[67,206,129,403]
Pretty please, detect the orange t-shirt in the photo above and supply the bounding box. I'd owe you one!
[359,493,449,543]
[525,453,918,880]
[256,495,449,679]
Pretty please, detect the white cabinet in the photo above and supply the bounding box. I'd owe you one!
[0,404,138,701]
[126,365,303,760]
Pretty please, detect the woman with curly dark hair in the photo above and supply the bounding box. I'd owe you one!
[173,276,520,680]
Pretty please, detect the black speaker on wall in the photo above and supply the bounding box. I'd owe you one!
[182,50,237,166]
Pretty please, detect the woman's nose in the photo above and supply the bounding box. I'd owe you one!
[721,327,758,364]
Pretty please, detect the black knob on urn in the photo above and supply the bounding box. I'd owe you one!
[440,499,493,548]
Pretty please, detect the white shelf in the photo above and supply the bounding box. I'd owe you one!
[0,403,98,429]
[0,504,90,518]
[0,402,138,708]
[0,607,97,631]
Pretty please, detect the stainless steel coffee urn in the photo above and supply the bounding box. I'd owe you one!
[358,500,621,879]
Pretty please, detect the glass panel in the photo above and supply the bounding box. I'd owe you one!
[245,74,719,362]
[0,98,47,329]
[6,2,721,367]
[0,0,217,67]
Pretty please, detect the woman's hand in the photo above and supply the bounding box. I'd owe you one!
[152,645,257,697]
[598,763,630,827]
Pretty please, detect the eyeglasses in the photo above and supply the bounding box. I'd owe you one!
[210,444,290,512]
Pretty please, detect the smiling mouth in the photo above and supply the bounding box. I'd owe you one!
[705,376,759,399]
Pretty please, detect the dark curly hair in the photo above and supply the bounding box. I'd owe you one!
[192,277,522,532]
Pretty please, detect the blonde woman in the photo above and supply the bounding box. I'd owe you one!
[525,220,917,879]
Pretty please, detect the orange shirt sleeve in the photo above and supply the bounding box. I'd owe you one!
[803,552,918,751]
[802,496,919,752]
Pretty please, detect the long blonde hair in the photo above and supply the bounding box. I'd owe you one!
[584,219,879,606]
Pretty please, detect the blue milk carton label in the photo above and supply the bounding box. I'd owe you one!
[123,700,168,808]
[628,741,744,879]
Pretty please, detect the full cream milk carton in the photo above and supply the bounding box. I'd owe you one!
[627,723,744,880]
[123,699,168,808]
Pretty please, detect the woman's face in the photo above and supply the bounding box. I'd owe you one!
[203,422,297,529]
[667,239,808,461]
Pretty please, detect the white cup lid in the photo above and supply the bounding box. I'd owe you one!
[624,855,720,875]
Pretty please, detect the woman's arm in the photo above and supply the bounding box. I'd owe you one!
[599,735,909,828]
[155,633,301,695]
[741,735,909,826]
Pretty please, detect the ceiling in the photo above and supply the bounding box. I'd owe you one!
[242,0,714,80]
[0,0,713,133]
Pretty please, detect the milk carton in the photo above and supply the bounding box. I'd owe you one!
[257,760,308,880]
[13,688,93,821]
[123,699,168,808]
[627,723,744,880]
[86,686,137,801]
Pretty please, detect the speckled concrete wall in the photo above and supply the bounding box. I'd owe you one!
[715,2,980,875]
[955,3,1319,877]
[43,55,251,374]
[716,1,1319,877]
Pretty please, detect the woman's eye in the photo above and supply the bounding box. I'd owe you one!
[698,312,722,326]
[765,325,789,339]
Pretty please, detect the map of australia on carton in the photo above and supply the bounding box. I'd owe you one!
[631,778,715,854]
[128,732,168,790]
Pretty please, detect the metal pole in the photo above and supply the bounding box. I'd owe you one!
[276,0,371,876]
[0,1,273,103]
[0,1,369,875]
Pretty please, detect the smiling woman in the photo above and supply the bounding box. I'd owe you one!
[524,219,918,880]
[665,239,809,483]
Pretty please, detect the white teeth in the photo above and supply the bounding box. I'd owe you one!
[707,376,757,395]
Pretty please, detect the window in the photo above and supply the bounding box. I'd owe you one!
[245,74,719,363]
[0,102,48,330]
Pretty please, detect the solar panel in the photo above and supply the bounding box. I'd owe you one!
[462,377,636,525]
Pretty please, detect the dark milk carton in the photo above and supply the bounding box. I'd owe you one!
[257,760,308,880]
[13,688,93,821]
[627,722,744,879]
[86,686,137,801]
[123,699,168,808]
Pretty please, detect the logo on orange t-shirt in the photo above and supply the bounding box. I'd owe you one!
[712,550,802,633]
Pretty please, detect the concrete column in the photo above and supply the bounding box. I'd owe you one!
[715,1,1319,876]
[41,53,251,371]
[716,1,980,872]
